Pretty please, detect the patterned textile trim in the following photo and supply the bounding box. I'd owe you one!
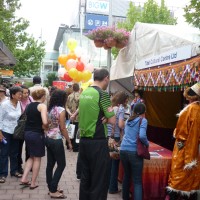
[166,186,197,197]
[184,159,198,170]
[133,56,200,91]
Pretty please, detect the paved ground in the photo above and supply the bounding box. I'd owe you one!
[0,146,122,200]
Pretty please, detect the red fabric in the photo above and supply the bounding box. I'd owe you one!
[118,142,172,200]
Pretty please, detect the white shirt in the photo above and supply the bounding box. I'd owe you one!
[0,100,21,134]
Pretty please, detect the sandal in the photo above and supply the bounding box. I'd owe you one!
[11,172,22,178]
[20,181,31,186]
[48,188,63,195]
[0,177,6,183]
[49,191,66,199]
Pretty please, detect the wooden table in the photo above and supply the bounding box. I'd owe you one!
[118,142,172,200]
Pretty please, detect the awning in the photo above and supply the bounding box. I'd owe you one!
[0,40,16,66]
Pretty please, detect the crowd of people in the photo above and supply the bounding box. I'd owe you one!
[0,71,199,200]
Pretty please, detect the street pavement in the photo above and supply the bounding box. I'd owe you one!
[0,146,122,200]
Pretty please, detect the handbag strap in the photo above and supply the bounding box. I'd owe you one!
[137,117,143,137]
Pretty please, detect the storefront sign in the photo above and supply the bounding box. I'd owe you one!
[0,69,13,76]
[85,13,108,30]
[52,81,67,90]
[86,0,109,15]
[136,45,192,69]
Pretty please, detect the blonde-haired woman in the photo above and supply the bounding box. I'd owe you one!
[21,89,48,189]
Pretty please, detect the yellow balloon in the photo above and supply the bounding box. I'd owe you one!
[67,38,78,51]
[68,68,78,79]
[81,80,93,90]
[82,70,92,82]
[73,71,83,82]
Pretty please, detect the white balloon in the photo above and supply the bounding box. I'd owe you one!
[58,67,67,78]
[75,46,83,58]
[80,54,89,66]
[85,63,94,72]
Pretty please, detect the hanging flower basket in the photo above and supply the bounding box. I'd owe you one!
[115,40,128,49]
[94,40,104,48]
[103,42,111,50]
[105,37,117,48]
[85,27,130,49]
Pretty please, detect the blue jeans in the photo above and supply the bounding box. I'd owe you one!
[0,132,19,177]
[109,158,120,192]
[109,137,120,192]
[45,137,66,193]
[120,150,143,200]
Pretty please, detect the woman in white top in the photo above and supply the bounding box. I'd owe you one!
[0,86,22,183]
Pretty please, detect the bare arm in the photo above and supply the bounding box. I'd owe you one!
[107,115,116,125]
[70,108,79,121]
[0,130,3,142]
[59,110,73,151]
[118,118,125,129]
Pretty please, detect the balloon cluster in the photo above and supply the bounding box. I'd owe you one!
[57,38,94,83]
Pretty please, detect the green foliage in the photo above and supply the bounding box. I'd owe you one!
[46,72,57,87]
[0,0,46,77]
[141,0,177,24]
[22,81,33,88]
[184,0,200,29]
[112,0,177,58]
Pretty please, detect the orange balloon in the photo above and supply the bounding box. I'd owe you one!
[68,52,77,60]
[58,55,69,66]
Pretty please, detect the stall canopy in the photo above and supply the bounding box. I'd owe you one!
[110,22,200,142]
[111,22,200,83]
[0,40,16,66]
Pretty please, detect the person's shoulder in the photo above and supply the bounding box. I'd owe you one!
[141,117,148,124]
[1,99,9,106]
[57,106,65,113]
[119,105,125,111]
[43,86,49,91]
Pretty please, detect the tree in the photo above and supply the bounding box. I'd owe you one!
[184,0,200,29]
[0,0,45,77]
[112,0,177,59]
[46,72,58,87]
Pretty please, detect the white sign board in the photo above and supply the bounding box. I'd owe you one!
[86,0,109,15]
[136,45,192,70]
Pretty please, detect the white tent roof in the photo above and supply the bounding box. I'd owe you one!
[110,22,200,81]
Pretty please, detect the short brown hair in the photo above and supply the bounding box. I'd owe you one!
[111,91,129,107]
[72,83,80,92]
[32,89,46,100]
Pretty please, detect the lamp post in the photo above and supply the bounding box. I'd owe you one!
[107,0,112,94]
[39,28,44,86]
[80,0,86,47]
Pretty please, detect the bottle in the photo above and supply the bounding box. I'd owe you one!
[2,138,7,144]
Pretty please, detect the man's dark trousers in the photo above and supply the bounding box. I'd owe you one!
[79,138,111,200]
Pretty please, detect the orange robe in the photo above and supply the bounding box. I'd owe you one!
[167,101,200,195]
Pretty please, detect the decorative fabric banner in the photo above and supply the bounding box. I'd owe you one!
[133,56,200,91]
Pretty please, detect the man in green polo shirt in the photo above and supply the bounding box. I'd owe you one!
[79,68,116,200]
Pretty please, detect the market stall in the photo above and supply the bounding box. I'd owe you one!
[110,22,200,150]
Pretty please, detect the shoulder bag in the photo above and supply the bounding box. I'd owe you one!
[137,118,150,160]
[13,104,29,140]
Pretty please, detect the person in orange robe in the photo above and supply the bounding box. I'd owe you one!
[166,82,200,200]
